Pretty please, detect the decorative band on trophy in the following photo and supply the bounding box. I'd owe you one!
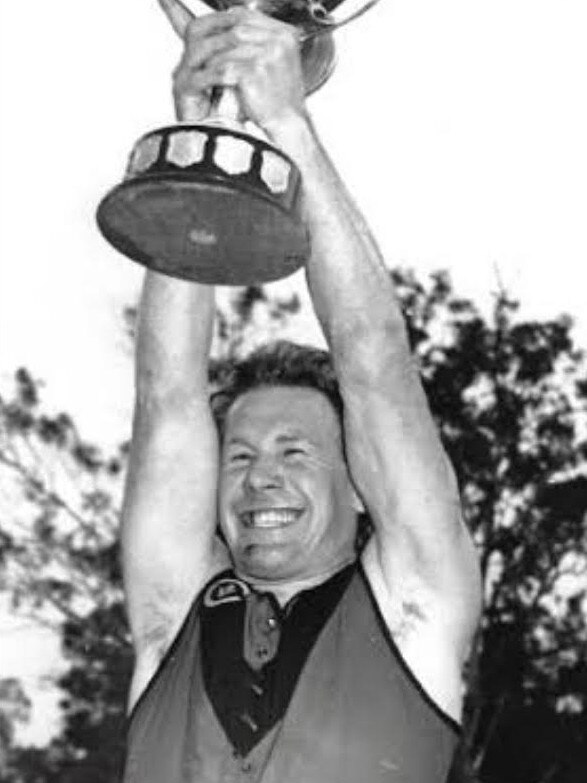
[165,130,208,169]
[96,0,383,285]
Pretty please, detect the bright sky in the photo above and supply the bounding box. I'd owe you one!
[1,0,587,744]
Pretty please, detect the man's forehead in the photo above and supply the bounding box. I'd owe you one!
[224,386,338,440]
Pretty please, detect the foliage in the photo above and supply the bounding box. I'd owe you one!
[1,272,587,782]
[392,271,587,782]
[0,370,131,782]
[0,678,31,776]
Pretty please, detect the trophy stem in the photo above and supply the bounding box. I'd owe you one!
[208,86,242,124]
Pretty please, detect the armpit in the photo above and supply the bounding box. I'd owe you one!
[361,541,466,723]
[132,579,193,661]
[393,599,428,641]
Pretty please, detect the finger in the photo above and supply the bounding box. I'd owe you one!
[183,10,247,40]
[176,64,231,94]
[204,46,266,75]
[157,0,194,38]
[176,53,256,92]
[175,92,211,122]
[223,23,277,45]
[228,8,299,39]
[228,13,302,57]
[179,29,240,72]
[178,18,272,73]
[198,56,270,93]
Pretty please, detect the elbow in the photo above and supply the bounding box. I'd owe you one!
[336,312,409,357]
[133,379,209,425]
[134,364,208,412]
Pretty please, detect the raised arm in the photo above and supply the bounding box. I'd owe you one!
[122,274,222,708]
[266,73,482,720]
[121,1,230,710]
[122,0,482,718]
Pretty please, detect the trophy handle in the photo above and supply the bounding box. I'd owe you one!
[302,0,384,39]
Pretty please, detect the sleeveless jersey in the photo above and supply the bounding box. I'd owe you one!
[122,563,459,783]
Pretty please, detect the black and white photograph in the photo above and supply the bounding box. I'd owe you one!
[1,1,586,781]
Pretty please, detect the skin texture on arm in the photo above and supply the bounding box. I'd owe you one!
[135,0,481,718]
[266,116,482,720]
[121,1,305,709]
[121,3,234,706]
[122,273,225,709]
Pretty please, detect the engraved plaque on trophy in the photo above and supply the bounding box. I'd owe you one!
[96,0,381,285]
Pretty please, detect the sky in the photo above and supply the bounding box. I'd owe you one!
[1,0,587,744]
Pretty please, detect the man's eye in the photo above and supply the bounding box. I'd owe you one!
[230,452,252,464]
[283,447,305,458]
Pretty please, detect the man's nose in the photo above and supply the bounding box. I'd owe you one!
[244,455,284,491]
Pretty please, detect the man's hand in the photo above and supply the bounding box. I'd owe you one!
[158,0,306,127]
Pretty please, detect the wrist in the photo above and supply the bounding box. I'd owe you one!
[262,110,318,168]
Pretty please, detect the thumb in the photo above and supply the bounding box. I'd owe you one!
[157,0,195,38]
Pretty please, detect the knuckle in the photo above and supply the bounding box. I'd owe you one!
[229,27,243,44]
[223,62,241,83]
[171,66,184,88]
[263,46,280,65]
[186,18,200,36]
[282,31,298,53]
[281,25,296,43]
[185,18,202,44]
[253,58,268,76]
[273,34,290,56]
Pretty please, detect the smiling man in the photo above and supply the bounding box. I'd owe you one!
[217,380,358,594]
[119,2,482,782]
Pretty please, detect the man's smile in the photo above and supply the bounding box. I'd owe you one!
[239,508,304,529]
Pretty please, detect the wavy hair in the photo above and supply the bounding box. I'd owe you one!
[211,340,343,438]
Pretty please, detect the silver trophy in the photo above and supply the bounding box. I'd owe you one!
[96,0,381,285]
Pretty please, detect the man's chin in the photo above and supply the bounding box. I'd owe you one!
[234,543,299,582]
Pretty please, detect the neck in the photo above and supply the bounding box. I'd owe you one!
[236,554,357,606]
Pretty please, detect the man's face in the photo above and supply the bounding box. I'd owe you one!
[218,385,358,584]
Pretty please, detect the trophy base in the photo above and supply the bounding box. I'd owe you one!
[97,125,310,286]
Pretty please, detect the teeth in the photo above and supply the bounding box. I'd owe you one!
[244,510,299,528]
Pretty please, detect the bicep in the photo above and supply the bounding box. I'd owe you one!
[341,361,482,653]
[121,397,224,659]
[342,355,460,549]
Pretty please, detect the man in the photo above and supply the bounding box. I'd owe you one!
[120,1,482,781]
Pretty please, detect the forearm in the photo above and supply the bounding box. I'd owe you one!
[268,113,409,368]
[122,271,220,655]
[135,270,215,407]
[268,112,455,519]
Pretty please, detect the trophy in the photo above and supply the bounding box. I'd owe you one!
[96,0,381,285]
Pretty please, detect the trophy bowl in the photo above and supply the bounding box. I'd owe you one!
[96,0,368,285]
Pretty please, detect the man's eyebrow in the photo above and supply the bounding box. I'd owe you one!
[225,436,253,449]
[225,431,316,447]
[275,432,314,445]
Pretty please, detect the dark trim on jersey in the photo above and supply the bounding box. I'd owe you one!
[358,560,463,736]
[201,563,356,756]
[128,562,463,738]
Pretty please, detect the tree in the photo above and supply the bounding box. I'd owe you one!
[0,678,31,777]
[1,272,586,782]
[0,285,301,783]
[392,271,587,782]
[0,368,131,782]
